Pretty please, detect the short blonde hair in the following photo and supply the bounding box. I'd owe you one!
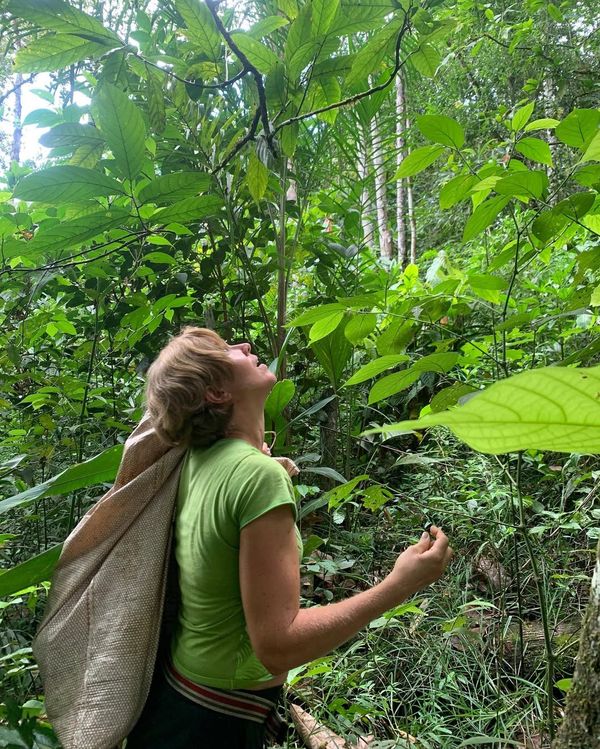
[145,327,234,447]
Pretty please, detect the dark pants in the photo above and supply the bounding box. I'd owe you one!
[126,671,282,749]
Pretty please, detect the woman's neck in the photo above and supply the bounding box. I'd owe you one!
[226,405,265,451]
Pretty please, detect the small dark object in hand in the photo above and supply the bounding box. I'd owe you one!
[423,520,434,533]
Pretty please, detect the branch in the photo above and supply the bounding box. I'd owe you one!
[136,53,247,90]
[272,9,412,138]
[205,0,274,151]
[0,73,36,107]
[213,105,261,173]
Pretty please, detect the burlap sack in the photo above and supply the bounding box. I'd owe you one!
[33,415,186,749]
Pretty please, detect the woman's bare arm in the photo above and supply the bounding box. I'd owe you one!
[239,506,451,675]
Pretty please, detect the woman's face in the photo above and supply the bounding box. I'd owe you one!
[226,342,277,399]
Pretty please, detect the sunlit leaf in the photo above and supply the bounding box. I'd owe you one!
[93,83,147,181]
[0,544,62,598]
[139,172,212,205]
[230,32,279,74]
[14,34,111,72]
[365,367,600,455]
[13,166,123,203]
[417,114,465,149]
[463,196,510,241]
[515,137,553,166]
[151,195,223,225]
[556,108,600,149]
[395,145,446,179]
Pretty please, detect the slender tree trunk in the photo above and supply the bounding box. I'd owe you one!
[553,538,600,749]
[359,124,375,246]
[371,115,393,260]
[404,107,417,263]
[395,74,407,268]
[11,73,23,164]
[543,75,558,201]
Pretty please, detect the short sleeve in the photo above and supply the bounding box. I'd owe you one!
[232,452,297,529]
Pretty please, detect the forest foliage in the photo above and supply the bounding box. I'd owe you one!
[0,0,599,747]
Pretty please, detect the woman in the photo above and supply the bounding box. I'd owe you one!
[127,327,452,748]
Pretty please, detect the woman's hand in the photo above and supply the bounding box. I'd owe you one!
[261,443,299,477]
[387,525,452,598]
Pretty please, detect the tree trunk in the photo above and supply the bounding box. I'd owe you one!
[405,114,417,264]
[11,73,23,164]
[371,115,393,260]
[395,74,407,268]
[359,124,375,246]
[553,538,600,749]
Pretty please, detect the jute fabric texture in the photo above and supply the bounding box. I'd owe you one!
[33,415,186,749]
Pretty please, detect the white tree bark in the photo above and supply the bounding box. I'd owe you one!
[359,123,375,246]
[395,73,407,267]
[371,114,394,260]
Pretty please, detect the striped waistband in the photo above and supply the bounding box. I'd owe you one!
[163,660,286,743]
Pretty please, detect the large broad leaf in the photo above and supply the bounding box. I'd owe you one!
[345,20,402,88]
[510,101,535,132]
[138,172,212,205]
[93,83,147,181]
[581,131,600,164]
[0,445,123,516]
[365,366,600,455]
[311,324,353,389]
[410,43,440,78]
[463,196,510,241]
[417,114,465,149]
[330,2,390,35]
[344,355,409,387]
[0,544,62,598]
[555,109,600,149]
[265,379,295,420]
[289,303,346,328]
[7,0,120,43]
[14,34,111,72]
[344,313,377,345]
[175,0,221,60]
[13,165,123,203]
[439,175,477,209]
[151,195,224,225]
[3,209,130,259]
[368,352,459,404]
[312,0,339,36]
[495,170,548,200]
[247,151,269,202]
[39,123,105,150]
[230,32,279,74]
[515,137,553,167]
[395,145,445,179]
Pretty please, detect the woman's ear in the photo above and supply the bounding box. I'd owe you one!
[204,388,232,405]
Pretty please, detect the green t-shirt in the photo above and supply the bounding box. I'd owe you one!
[170,438,299,689]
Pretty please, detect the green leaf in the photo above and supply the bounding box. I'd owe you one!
[515,137,553,166]
[330,3,389,34]
[0,544,62,598]
[368,370,421,404]
[14,34,111,72]
[411,43,440,78]
[463,196,510,241]
[0,445,123,516]
[346,20,401,88]
[70,141,104,168]
[430,383,478,413]
[39,123,105,150]
[280,122,299,157]
[309,310,345,342]
[284,5,316,81]
[395,145,446,179]
[93,83,147,181]
[495,170,548,200]
[151,195,223,225]
[555,109,600,149]
[139,172,211,205]
[265,379,296,419]
[417,114,465,149]
[249,16,290,38]
[554,192,596,221]
[343,355,410,387]
[344,313,377,345]
[3,209,130,259]
[524,118,560,132]
[230,32,279,74]
[7,0,120,43]
[366,366,600,455]
[247,151,269,201]
[554,678,573,693]
[511,101,535,132]
[174,0,221,60]
[143,251,175,265]
[439,175,477,209]
[312,0,339,36]
[310,324,352,388]
[581,131,600,164]
[531,210,568,242]
[13,165,123,203]
[289,303,345,327]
